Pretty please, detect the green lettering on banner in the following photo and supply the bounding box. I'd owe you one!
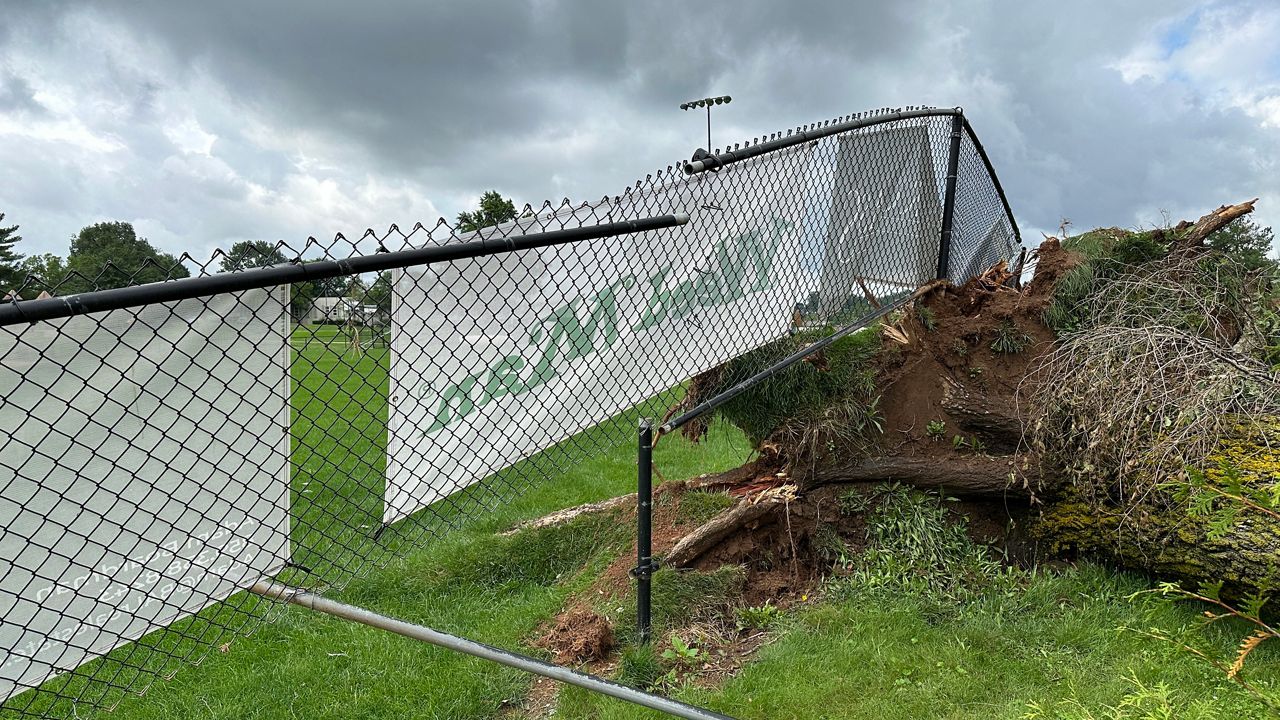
[718,230,753,303]
[481,355,526,405]
[632,267,673,331]
[748,218,789,290]
[425,373,480,433]
[525,306,568,392]
[419,218,796,436]
[563,275,630,362]
[500,275,634,398]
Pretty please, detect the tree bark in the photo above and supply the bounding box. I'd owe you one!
[1037,498,1280,591]
[805,455,1035,498]
[940,378,1023,453]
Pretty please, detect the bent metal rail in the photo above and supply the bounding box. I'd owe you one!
[0,106,1020,718]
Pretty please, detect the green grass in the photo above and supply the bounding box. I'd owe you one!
[557,505,1279,720]
[9,326,1279,719]
[4,326,749,719]
[713,328,881,446]
[558,567,1273,720]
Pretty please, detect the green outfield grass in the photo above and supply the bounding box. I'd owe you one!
[6,326,1277,720]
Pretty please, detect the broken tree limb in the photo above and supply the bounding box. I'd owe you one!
[501,493,635,536]
[1172,198,1257,251]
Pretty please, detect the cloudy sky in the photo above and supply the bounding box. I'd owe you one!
[1,0,1278,265]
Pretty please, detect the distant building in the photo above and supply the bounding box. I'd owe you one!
[305,296,381,325]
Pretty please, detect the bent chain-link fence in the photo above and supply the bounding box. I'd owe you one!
[0,107,1020,718]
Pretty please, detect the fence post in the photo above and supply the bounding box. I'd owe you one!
[632,418,656,644]
[936,112,964,281]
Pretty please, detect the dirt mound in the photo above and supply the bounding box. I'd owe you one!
[535,608,615,664]
[875,241,1078,460]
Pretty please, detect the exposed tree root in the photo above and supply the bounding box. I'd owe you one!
[805,455,1035,497]
[665,493,789,568]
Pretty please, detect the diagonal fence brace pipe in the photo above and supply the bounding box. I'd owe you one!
[249,581,738,720]
[659,282,944,437]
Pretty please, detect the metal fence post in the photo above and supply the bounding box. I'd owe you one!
[632,418,656,644]
[936,111,964,280]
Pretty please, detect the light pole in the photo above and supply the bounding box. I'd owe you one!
[679,95,732,154]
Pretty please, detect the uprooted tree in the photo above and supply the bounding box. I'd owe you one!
[508,201,1280,608]
[652,199,1280,594]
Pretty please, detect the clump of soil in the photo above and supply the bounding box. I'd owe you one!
[534,608,614,664]
[875,241,1078,460]
[583,479,849,609]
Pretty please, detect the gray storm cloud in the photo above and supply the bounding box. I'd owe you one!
[0,0,1276,262]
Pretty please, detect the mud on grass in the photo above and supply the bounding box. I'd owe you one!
[527,479,1021,702]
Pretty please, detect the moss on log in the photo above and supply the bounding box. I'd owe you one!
[1036,423,1280,591]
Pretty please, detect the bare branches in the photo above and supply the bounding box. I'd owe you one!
[1024,244,1280,511]
[1026,323,1279,507]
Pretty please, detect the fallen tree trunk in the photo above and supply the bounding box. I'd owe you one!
[805,455,1034,497]
[1037,496,1280,591]
[509,202,1278,590]
[653,201,1280,589]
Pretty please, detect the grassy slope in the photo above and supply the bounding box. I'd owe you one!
[559,565,1276,719]
[13,327,1278,719]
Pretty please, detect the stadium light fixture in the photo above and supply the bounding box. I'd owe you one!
[680,95,732,155]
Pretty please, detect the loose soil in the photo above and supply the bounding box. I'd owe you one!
[874,240,1076,462]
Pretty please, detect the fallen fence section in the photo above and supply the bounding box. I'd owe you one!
[0,105,1020,718]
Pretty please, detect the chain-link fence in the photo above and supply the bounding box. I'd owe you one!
[0,107,1020,718]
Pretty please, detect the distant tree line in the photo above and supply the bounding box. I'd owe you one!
[1,217,190,298]
[1,190,520,315]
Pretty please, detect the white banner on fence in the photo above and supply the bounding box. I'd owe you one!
[816,124,941,318]
[0,289,291,701]
[385,146,815,524]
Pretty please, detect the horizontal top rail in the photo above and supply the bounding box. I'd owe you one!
[682,106,1022,246]
[0,214,689,327]
[682,107,960,175]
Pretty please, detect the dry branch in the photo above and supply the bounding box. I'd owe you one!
[500,493,635,536]
[1173,198,1257,250]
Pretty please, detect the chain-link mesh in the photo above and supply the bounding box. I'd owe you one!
[0,107,1020,718]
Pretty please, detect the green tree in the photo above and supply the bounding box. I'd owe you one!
[16,254,68,297]
[62,221,189,293]
[313,274,351,298]
[345,275,368,300]
[219,240,288,273]
[455,190,517,233]
[218,240,319,320]
[366,270,394,319]
[1210,217,1276,273]
[0,213,25,293]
